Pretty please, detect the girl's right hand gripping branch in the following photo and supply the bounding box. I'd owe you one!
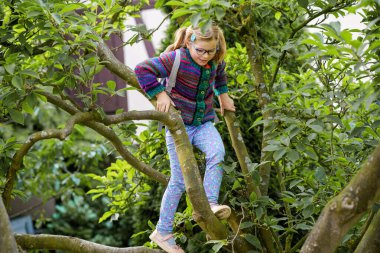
[156,91,176,113]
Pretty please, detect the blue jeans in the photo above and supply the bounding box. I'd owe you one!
[156,121,225,234]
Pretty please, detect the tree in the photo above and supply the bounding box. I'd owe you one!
[1,0,380,252]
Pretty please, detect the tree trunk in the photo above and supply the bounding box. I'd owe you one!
[242,27,278,253]
[0,197,19,253]
[244,34,274,197]
[301,144,380,253]
[224,111,261,197]
[354,209,380,253]
[97,40,255,253]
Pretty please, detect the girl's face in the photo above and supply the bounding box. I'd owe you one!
[187,39,218,66]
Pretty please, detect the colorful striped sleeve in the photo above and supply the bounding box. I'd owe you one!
[213,61,229,96]
[134,51,176,99]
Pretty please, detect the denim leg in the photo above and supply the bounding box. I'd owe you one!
[192,122,225,205]
[156,130,186,234]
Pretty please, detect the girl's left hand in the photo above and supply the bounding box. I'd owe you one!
[218,93,236,116]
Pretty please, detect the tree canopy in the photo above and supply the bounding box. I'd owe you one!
[1,0,380,252]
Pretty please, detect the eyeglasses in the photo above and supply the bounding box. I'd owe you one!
[191,44,218,56]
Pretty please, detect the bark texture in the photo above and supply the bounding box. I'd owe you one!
[15,234,163,253]
[354,210,380,253]
[224,111,261,197]
[0,197,19,253]
[301,144,380,253]
[244,34,274,197]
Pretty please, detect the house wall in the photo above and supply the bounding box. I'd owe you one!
[123,8,169,131]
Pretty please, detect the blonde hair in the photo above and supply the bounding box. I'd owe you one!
[165,24,226,64]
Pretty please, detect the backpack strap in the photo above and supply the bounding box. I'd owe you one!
[166,49,181,93]
[157,49,181,132]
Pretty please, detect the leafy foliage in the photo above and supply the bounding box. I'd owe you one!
[2,0,380,252]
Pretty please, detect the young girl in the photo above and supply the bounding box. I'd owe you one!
[135,24,235,253]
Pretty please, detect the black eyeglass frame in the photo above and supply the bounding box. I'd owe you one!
[190,43,219,56]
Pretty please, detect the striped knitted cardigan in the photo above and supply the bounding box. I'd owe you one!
[134,47,228,126]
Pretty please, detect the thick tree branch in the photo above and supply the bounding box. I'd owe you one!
[2,92,170,209]
[100,110,177,129]
[224,111,261,197]
[301,144,380,253]
[244,34,274,198]
[241,10,282,253]
[101,106,254,251]
[0,197,19,253]
[15,234,163,253]
[39,91,169,185]
[354,209,380,253]
[97,40,142,91]
[96,38,255,252]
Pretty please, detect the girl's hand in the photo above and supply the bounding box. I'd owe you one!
[156,91,176,112]
[218,93,236,116]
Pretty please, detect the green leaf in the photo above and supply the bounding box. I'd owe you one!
[237,74,248,85]
[287,149,300,163]
[281,40,296,51]
[212,242,224,252]
[243,234,262,250]
[249,192,257,202]
[252,170,261,185]
[295,222,312,230]
[297,0,309,9]
[99,210,114,223]
[200,19,213,35]
[155,0,165,8]
[302,205,314,218]
[22,100,34,115]
[365,126,378,138]
[304,149,318,160]
[232,180,241,190]
[4,64,16,75]
[165,0,186,6]
[240,221,254,229]
[60,4,85,14]
[35,93,47,103]
[11,75,23,89]
[148,220,156,230]
[341,30,352,43]
[86,189,104,195]
[289,179,303,189]
[215,7,225,21]
[27,10,43,18]
[308,124,323,133]
[51,13,63,25]
[315,167,326,182]
[26,93,38,108]
[190,12,201,27]
[273,148,287,162]
[262,144,282,151]
[275,11,281,20]
[9,109,24,125]
[255,207,264,219]
[216,1,231,8]
[270,224,285,231]
[325,115,343,127]
[171,9,193,19]
[20,69,39,78]
[106,80,116,91]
